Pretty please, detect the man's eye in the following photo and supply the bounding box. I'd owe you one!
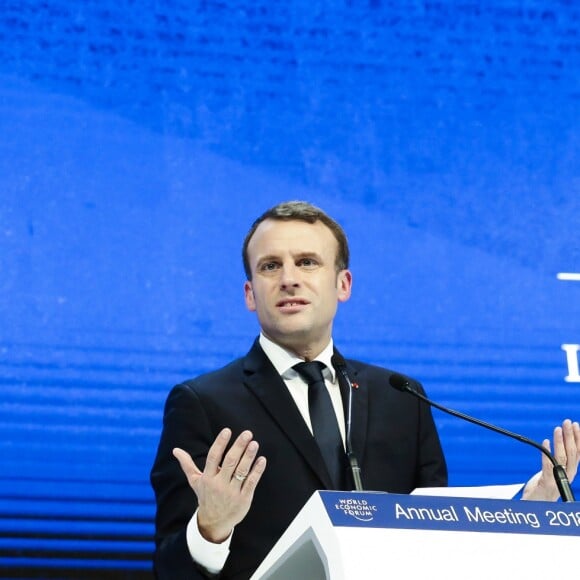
[299,258,318,267]
[260,262,279,271]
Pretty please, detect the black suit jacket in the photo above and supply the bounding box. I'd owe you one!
[150,339,447,580]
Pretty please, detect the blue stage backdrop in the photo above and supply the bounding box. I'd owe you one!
[1,1,579,577]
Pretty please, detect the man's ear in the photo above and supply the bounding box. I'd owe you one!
[337,269,352,303]
[244,280,256,311]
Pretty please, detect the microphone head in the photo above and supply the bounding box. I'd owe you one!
[331,352,347,370]
[389,373,412,393]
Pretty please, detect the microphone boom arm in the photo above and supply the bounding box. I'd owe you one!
[395,378,575,503]
[332,354,364,491]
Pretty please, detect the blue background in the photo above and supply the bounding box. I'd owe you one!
[1,1,579,576]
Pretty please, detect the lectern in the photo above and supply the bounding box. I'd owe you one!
[251,491,580,579]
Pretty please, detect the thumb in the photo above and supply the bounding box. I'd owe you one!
[541,439,552,474]
[173,447,203,487]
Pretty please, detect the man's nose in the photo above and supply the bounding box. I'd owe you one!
[279,264,299,288]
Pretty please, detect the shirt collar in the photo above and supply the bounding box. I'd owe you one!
[258,333,337,382]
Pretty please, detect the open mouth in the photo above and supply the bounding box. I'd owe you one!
[276,299,309,309]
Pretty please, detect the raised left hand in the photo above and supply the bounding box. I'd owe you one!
[522,419,580,501]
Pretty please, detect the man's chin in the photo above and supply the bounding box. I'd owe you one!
[267,325,328,354]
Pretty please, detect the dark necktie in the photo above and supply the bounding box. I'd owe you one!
[293,361,346,489]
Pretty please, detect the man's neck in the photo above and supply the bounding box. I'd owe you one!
[259,333,332,361]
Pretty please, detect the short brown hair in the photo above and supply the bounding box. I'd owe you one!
[242,200,350,279]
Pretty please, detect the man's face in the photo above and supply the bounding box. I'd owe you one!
[244,218,352,358]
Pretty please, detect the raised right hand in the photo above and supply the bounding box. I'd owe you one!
[173,428,267,542]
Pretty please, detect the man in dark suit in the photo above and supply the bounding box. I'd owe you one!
[151,201,580,580]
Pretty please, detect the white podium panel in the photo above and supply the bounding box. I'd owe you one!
[252,491,580,579]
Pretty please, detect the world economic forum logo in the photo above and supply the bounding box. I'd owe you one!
[334,497,378,522]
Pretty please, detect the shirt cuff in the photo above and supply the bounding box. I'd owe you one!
[186,509,233,574]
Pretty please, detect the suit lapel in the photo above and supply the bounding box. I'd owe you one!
[242,340,335,489]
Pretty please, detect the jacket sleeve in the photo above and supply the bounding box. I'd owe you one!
[150,383,221,580]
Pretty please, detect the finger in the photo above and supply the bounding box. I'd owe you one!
[239,456,267,499]
[204,428,233,476]
[562,420,580,478]
[552,425,567,466]
[572,421,580,479]
[231,440,260,485]
[573,421,580,455]
[219,430,254,478]
[173,447,203,487]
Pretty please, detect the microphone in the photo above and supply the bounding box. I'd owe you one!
[332,354,364,491]
[389,373,576,502]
